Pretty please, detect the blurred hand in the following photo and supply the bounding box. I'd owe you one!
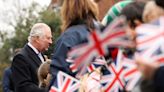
[135,58,160,80]
[79,67,103,92]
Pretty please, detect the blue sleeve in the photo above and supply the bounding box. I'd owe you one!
[2,68,13,92]
[49,25,89,89]
[153,66,164,92]
[50,34,77,79]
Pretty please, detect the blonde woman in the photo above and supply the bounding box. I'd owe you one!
[50,0,101,87]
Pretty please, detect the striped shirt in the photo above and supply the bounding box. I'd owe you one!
[102,0,133,26]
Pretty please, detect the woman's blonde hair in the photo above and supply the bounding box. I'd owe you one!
[61,0,99,32]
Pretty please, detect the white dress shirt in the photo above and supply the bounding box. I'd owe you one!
[27,42,44,63]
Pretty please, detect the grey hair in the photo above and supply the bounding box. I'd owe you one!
[28,23,50,42]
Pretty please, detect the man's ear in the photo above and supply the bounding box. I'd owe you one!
[35,36,41,43]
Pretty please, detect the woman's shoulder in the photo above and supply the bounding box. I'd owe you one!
[62,24,90,38]
[66,24,89,33]
[56,24,90,45]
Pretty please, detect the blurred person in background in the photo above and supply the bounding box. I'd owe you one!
[136,0,164,92]
[50,0,101,88]
[120,1,146,92]
[2,48,21,92]
[3,67,14,92]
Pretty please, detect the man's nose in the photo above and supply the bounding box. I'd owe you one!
[49,39,52,44]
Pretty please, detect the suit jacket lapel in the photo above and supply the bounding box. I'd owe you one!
[24,44,42,66]
[41,53,46,61]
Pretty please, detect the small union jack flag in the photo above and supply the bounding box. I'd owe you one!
[67,49,141,92]
[136,17,164,62]
[100,50,126,92]
[49,71,80,92]
[122,55,141,91]
[90,50,141,92]
[67,16,135,77]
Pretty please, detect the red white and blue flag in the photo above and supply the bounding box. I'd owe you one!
[136,17,164,62]
[99,50,141,92]
[122,55,141,91]
[67,16,135,77]
[101,50,126,92]
[68,49,141,92]
[62,17,140,92]
[49,71,80,92]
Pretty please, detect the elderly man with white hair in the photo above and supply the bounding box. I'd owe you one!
[11,23,52,92]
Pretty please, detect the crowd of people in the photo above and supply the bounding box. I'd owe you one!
[2,0,164,92]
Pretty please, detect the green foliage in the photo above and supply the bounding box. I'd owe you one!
[40,9,61,32]
[0,39,12,63]
[0,2,40,63]
[39,9,61,58]
[0,3,62,63]
[10,3,41,50]
[0,31,8,42]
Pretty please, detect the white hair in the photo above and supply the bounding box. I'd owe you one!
[28,23,50,42]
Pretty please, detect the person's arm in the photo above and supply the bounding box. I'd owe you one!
[49,35,75,89]
[49,25,89,89]
[11,54,46,92]
[50,36,75,78]
[2,68,13,92]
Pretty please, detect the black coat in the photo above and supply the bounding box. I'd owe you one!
[153,66,164,92]
[11,44,46,92]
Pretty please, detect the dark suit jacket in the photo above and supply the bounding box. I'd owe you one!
[11,44,46,92]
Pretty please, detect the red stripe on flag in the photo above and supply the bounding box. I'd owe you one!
[111,48,118,60]
[137,32,164,45]
[92,31,104,55]
[62,78,71,92]
[72,31,126,71]
[105,65,124,92]
[157,57,164,63]
[88,64,94,72]
[124,68,138,77]
[70,47,94,70]
[49,87,57,92]
[102,30,126,43]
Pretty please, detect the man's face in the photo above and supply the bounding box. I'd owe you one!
[38,29,52,52]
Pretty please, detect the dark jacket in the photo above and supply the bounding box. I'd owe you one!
[153,66,164,92]
[11,44,46,92]
[2,67,14,92]
[50,24,90,85]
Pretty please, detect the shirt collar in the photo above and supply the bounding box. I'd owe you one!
[27,42,40,54]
